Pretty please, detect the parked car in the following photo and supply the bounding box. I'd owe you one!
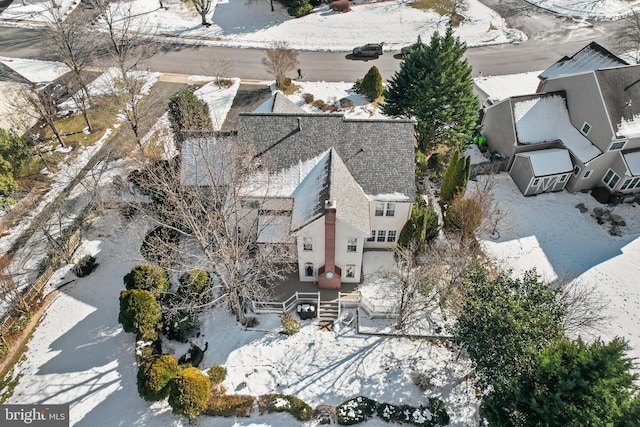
[400,43,418,56]
[352,43,383,57]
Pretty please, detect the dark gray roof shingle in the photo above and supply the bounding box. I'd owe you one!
[595,65,640,138]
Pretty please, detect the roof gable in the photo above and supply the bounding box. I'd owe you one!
[539,42,627,81]
[254,91,305,114]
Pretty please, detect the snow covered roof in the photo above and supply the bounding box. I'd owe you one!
[539,42,627,81]
[291,150,331,230]
[595,65,640,139]
[253,91,305,114]
[257,216,292,243]
[623,150,640,176]
[517,148,573,177]
[239,113,415,198]
[180,137,234,186]
[512,93,602,163]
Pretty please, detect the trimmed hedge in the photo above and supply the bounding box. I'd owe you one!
[208,364,227,385]
[206,394,255,417]
[168,367,212,420]
[337,396,377,425]
[124,264,169,298]
[258,393,312,421]
[137,354,180,401]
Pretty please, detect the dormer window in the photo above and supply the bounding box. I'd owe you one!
[581,122,592,135]
[609,141,626,151]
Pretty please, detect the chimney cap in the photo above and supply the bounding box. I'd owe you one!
[325,200,336,209]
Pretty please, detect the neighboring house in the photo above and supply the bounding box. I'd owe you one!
[181,110,415,290]
[482,42,640,199]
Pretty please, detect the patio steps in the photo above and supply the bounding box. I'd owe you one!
[318,301,339,321]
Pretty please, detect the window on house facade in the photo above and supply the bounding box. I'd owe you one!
[583,170,592,179]
[581,122,592,135]
[533,178,540,187]
[346,264,355,278]
[375,203,385,216]
[377,230,387,242]
[603,169,621,189]
[367,230,376,242]
[610,141,627,151]
[385,202,396,216]
[621,177,640,191]
[303,237,313,251]
[559,174,568,182]
[347,238,357,252]
[304,263,314,277]
[573,166,580,176]
[387,230,397,242]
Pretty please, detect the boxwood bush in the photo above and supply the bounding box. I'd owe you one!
[124,264,169,298]
[205,394,255,417]
[258,393,312,421]
[137,354,180,401]
[73,254,98,277]
[336,396,377,425]
[208,364,227,385]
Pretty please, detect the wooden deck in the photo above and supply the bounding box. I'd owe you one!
[266,271,359,302]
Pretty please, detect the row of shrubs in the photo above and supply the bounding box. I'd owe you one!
[302,92,356,111]
[336,395,450,426]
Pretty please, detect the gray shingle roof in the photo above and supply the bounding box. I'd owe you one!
[539,42,627,81]
[239,113,415,199]
[595,65,640,138]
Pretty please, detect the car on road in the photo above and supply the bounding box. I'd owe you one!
[352,43,383,57]
[400,43,418,56]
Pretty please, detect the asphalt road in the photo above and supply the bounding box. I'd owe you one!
[0,1,627,80]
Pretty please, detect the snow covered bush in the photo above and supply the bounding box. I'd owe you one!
[73,254,98,277]
[302,93,314,104]
[168,367,212,420]
[376,398,449,426]
[137,354,180,401]
[258,394,312,421]
[410,371,434,392]
[280,313,300,335]
[163,310,199,342]
[205,394,255,417]
[336,396,377,425]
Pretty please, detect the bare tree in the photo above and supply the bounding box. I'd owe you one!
[130,135,294,324]
[191,0,213,26]
[45,6,96,132]
[16,83,66,148]
[553,275,611,339]
[203,57,232,88]
[261,42,299,90]
[0,260,30,318]
[614,9,640,63]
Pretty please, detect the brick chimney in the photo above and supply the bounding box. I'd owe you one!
[318,200,341,289]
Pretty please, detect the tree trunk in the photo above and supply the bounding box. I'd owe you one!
[270,0,274,11]
[200,11,208,26]
[49,123,65,148]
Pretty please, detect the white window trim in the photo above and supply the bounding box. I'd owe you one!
[603,168,621,190]
[582,170,592,179]
[609,140,626,151]
[303,237,313,251]
[346,237,357,252]
[581,122,592,136]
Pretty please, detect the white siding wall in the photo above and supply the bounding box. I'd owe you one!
[335,220,367,283]
[364,201,412,249]
[296,218,325,282]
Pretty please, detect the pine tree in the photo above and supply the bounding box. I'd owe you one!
[359,66,384,100]
[383,27,479,152]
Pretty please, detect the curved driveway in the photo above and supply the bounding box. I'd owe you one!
[0,1,627,80]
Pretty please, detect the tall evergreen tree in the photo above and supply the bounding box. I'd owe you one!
[383,27,479,152]
[359,66,384,100]
[486,337,640,426]
[440,149,470,204]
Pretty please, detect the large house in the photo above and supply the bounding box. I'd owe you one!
[181,94,415,290]
[481,42,640,199]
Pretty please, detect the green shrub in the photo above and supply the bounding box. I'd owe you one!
[302,93,314,104]
[168,89,213,141]
[137,354,180,401]
[312,99,325,108]
[258,394,312,421]
[288,1,312,17]
[444,195,482,238]
[118,289,162,341]
[359,66,384,100]
[280,313,300,335]
[440,149,471,205]
[208,365,227,385]
[0,341,9,359]
[168,367,212,420]
[336,396,377,425]
[124,264,169,298]
[206,394,255,417]
[73,254,98,277]
[163,310,199,342]
[340,98,355,109]
[178,269,211,303]
[398,204,440,249]
[352,78,362,94]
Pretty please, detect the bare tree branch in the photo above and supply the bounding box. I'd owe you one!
[261,42,299,90]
